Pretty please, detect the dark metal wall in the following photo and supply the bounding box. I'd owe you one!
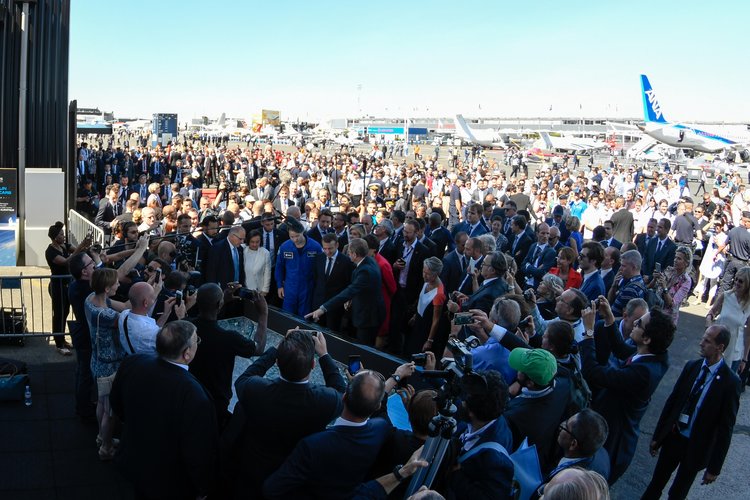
[0,0,70,170]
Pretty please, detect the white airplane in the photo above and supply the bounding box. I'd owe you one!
[453,115,506,148]
[531,130,609,154]
[639,74,750,159]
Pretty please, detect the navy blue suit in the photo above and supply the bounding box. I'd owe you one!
[110,355,218,499]
[427,225,454,259]
[225,347,345,499]
[205,239,245,289]
[521,243,557,288]
[323,256,385,345]
[579,322,669,484]
[441,249,466,294]
[642,237,677,278]
[580,271,606,302]
[452,221,489,238]
[643,359,740,499]
[462,277,511,314]
[263,418,390,500]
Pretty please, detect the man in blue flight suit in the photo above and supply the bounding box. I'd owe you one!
[275,217,323,317]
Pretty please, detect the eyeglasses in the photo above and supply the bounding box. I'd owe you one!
[559,422,578,443]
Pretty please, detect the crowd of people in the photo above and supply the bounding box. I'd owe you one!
[47,136,749,499]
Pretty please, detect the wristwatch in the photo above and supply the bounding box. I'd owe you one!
[390,374,401,383]
[584,329,595,338]
[392,464,406,482]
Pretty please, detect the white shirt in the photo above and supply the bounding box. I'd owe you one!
[243,246,272,293]
[118,310,159,354]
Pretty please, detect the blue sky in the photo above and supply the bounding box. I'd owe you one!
[69,0,750,123]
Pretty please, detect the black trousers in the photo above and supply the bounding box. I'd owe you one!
[70,328,95,416]
[48,279,70,348]
[356,326,378,347]
[641,431,699,500]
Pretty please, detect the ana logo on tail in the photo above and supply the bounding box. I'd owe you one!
[645,90,662,121]
[640,75,667,124]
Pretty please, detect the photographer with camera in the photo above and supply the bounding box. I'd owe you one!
[448,369,515,500]
[224,328,346,498]
[188,283,267,430]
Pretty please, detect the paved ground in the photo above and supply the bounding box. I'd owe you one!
[1,298,748,499]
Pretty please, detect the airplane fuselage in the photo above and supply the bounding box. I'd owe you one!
[642,123,735,154]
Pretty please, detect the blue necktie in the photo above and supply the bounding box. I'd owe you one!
[232,246,240,282]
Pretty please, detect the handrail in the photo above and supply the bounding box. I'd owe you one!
[67,209,105,247]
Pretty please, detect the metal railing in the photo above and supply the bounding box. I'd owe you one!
[0,274,72,338]
[68,209,105,247]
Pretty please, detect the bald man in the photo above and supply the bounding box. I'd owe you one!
[118,281,185,354]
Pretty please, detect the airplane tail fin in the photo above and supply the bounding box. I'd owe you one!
[454,114,476,141]
[640,75,667,123]
[218,113,226,127]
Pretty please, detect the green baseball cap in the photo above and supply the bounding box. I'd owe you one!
[508,348,557,386]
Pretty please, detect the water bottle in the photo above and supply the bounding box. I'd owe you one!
[24,385,32,407]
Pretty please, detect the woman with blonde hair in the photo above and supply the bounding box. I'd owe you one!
[146,182,162,208]
[650,245,693,323]
[707,266,750,372]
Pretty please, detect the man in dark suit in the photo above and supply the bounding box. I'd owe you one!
[205,225,245,289]
[452,203,489,238]
[374,220,397,264]
[634,218,658,256]
[580,298,676,484]
[224,329,346,499]
[642,325,741,499]
[441,231,469,294]
[602,220,623,249]
[149,154,167,182]
[642,218,677,280]
[521,222,557,289]
[307,238,385,346]
[579,242,607,302]
[306,209,333,245]
[456,237,485,296]
[427,212,453,259]
[508,215,533,275]
[94,183,121,235]
[416,218,437,257]
[110,321,218,500]
[389,220,429,353]
[331,211,350,252]
[311,233,355,332]
[546,205,571,243]
[196,215,221,273]
[449,251,511,315]
[189,284,267,428]
[263,370,389,500]
[601,246,621,296]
